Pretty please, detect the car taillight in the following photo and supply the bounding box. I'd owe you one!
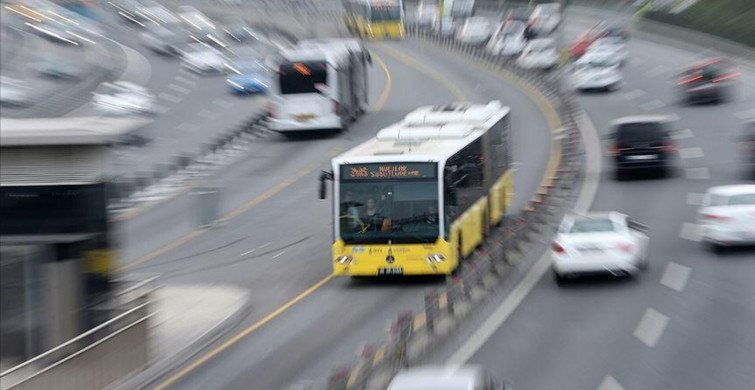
[616,242,633,253]
[701,212,732,221]
[553,242,566,254]
[267,104,276,118]
[678,74,702,85]
[713,71,741,83]
[659,141,675,151]
[607,143,620,156]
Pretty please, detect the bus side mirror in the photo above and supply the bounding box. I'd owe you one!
[366,51,373,65]
[319,170,333,199]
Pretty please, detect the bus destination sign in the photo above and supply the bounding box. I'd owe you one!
[342,163,436,180]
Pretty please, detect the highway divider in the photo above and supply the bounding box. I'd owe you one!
[324,28,586,390]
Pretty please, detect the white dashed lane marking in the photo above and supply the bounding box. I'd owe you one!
[153,104,170,114]
[671,128,694,140]
[597,375,625,390]
[678,147,704,159]
[272,251,285,259]
[686,192,705,206]
[168,83,192,94]
[685,167,710,179]
[640,99,665,111]
[733,107,755,120]
[622,89,646,100]
[174,75,197,87]
[176,123,199,132]
[660,262,692,292]
[633,308,670,348]
[158,92,182,103]
[644,65,670,78]
[198,109,220,120]
[212,98,234,109]
[679,222,702,242]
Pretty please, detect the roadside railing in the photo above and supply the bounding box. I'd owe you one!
[324,26,586,390]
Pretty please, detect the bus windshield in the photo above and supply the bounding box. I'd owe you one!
[370,5,401,22]
[278,61,327,95]
[339,164,440,244]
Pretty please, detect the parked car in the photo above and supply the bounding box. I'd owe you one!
[456,17,494,45]
[589,36,628,65]
[0,77,31,107]
[606,115,678,179]
[552,212,649,283]
[698,185,755,252]
[387,366,515,390]
[528,2,561,36]
[517,38,558,70]
[92,81,155,116]
[486,21,527,57]
[181,42,228,74]
[677,58,738,104]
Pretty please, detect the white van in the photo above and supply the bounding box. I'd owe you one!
[268,44,369,134]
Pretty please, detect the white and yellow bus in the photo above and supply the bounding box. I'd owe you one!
[319,101,513,276]
[343,0,405,40]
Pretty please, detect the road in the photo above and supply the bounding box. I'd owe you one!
[113,11,557,390]
[454,9,755,390]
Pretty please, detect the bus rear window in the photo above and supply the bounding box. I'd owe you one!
[278,61,328,95]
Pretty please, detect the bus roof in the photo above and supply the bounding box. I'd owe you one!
[333,101,510,166]
[348,0,402,5]
[297,38,365,54]
[279,46,351,67]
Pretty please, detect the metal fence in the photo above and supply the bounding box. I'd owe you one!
[325,26,585,390]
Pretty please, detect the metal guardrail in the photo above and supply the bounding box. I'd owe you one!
[325,26,586,390]
[0,300,152,390]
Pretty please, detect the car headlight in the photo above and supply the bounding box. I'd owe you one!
[335,255,354,265]
[425,254,446,264]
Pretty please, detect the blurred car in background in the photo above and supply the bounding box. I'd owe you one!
[414,2,439,29]
[34,58,81,80]
[517,38,558,70]
[606,115,677,179]
[141,24,185,56]
[110,0,147,26]
[435,16,457,37]
[528,2,561,36]
[226,60,269,94]
[0,77,31,107]
[506,6,535,40]
[569,20,629,59]
[677,58,738,104]
[552,212,649,284]
[456,16,493,45]
[181,42,228,74]
[486,20,527,57]
[572,54,622,92]
[387,365,515,390]
[219,17,259,43]
[25,20,81,45]
[698,184,755,252]
[137,0,180,26]
[92,81,155,116]
[589,36,628,65]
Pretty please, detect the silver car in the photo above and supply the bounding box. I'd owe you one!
[387,365,514,390]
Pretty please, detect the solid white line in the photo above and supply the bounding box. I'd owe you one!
[640,99,665,111]
[622,89,646,100]
[678,147,704,159]
[671,128,694,140]
[633,308,669,348]
[686,192,705,206]
[597,375,626,390]
[272,251,285,259]
[175,75,197,86]
[660,262,692,292]
[733,107,755,120]
[168,83,192,94]
[685,167,710,180]
[198,109,220,120]
[447,111,602,364]
[679,222,702,242]
[158,92,182,103]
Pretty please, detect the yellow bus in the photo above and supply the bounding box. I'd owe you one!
[319,101,513,276]
[343,0,405,40]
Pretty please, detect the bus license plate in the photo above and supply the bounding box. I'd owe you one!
[378,267,403,276]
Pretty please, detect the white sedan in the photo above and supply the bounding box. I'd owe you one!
[486,21,527,57]
[552,212,649,283]
[698,184,755,251]
[571,54,622,91]
[456,17,493,45]
[92,81,155,116]
[181,43,227,74]
[517,38,559,70]
[589,36,628,65]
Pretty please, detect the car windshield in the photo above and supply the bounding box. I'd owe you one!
[338,164,440,244]
[617,122,666,144]
[725,193,755,206]
[569,218,616,233]
[370,5,401,21]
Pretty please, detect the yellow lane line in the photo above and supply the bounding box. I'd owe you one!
[413,313,427,331]
[373,344,387,365]
[371,52,392,111]
[375,42,467,102]
[151,274,335,390]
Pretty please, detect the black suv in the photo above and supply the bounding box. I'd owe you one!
[677,59,738,104]
[607,116,677,179]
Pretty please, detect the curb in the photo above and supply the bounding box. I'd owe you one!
[111,290,253,390]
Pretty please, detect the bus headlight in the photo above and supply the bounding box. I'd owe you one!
[426,254,446,264]
[336,255,354,265]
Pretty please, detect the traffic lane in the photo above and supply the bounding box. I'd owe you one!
[152,40,556,390]
[391,39,554,213]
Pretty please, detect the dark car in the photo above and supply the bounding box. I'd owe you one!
[607,115,677,179]
[677,59,738,104]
